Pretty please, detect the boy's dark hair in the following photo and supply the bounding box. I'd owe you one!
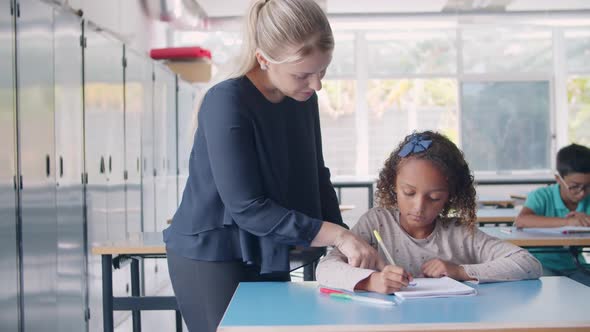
[375,130,477,228]
[557,143,590,177]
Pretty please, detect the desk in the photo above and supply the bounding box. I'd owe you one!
[475,176,554,186]
[92,232,326,332]
[167,204,358,225]
[92,233,179,332]
[480,227,590,247]
[477,195,514,208]
[339,204,356,212]
[218,277,590,331]
[476,208,518,226]
[510,193,528,201]
[332,177,376,208]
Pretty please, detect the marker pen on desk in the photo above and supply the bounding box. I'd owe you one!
[562,229,590,234]
[320,287,395,306]
[373,230,416,287]
[330,293,396,306]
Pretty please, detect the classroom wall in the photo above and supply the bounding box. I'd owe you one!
[60,0,171,53]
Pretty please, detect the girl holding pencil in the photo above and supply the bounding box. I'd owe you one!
[316,131,542,294]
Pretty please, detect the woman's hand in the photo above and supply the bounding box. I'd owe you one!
[311,222,384,269]
[355,265,413,294]
[333,230,384,269]
[421,258,472,281]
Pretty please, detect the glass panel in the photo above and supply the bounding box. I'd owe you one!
[367,31,456,76]
[318,80,356,176]
[326,33,355,78]
[462,27,552,73]
[565,30,590,74]
[461,81,551,172]
[567,76,590,146]
[367,79,458,175]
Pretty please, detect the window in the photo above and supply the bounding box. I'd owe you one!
[462,27,552,74]
[461,81,551,172]
[318,80,357,176]
[567,76,590,146]
[367,31,456,76]
[367,79,457,174]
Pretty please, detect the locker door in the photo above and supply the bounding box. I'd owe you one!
[0,1,19,330]
[84,23,128,331]
[54,9,86,332]
[84,25,108,332]
[124,49,151,234]
[141,64,155,234]
[105,44,125,242]
[153,64,173,233]
[150,65,174,292]
[176,80,198,201]
[166,75,178,218]
[16,0,58,330]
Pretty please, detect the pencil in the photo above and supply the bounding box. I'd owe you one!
[373,229,416,287]
[373,230,396,266]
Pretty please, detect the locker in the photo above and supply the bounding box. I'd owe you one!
[151,64,176,292]
[54,9,86,332]
[141,63,156,234]
[83,22,129,330]
[124,48,152,235]
[176,80,198,200]
[16,0,58,330]
[0,0,20,330]
[153,64,174,234]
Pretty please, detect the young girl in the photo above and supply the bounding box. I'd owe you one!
[316,131,542,293]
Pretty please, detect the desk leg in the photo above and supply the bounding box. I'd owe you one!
[303,261,318,281]
[102,254,114,332]
[368,184,374,208]
[131,259,142,332]
[175,310,183,332]
[303,265,314,281]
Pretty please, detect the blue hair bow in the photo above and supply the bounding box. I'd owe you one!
[398,134,432,157]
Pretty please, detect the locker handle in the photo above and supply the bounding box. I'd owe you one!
[109,156,112,173]
[46,155,51,177]
[137,157,140,172]
[100,156,105,174]
[59,156,64,178]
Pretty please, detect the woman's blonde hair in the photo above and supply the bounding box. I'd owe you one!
[228,0,334,78]
[190,0,334,138]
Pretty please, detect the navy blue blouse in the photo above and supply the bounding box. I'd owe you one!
[163,76,344,274]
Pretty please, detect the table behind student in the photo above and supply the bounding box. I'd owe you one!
[480,226,590,247]
[218,277,590,332]
[92,232,327,332]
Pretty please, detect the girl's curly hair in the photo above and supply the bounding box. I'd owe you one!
[375,130,477,229]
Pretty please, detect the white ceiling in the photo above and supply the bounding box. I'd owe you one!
[194,0,590,18]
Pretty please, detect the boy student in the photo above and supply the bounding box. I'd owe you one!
[515,143,590,277]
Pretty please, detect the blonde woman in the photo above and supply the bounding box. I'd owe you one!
[163,0,382,330]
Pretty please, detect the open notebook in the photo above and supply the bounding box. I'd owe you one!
[394,277,476,300]
[521,226,590,235]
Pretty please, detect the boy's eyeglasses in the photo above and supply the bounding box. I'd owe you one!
[556,173,590,195]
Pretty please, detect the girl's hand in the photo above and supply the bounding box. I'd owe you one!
[356,265,413,294]
[421,258,471,280]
